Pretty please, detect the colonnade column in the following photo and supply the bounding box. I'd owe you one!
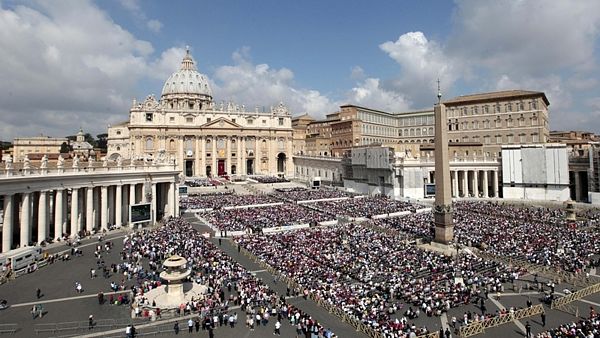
[151,183,157,223]
[37,191,47,243]
[20,193,31,247]
[195,137,201,177]
[101,186,108,231]
[54,190,63,239]
[451,171,458,198]
[493,170,499,197]
[255,137,260,174]
[2,195,13,252]
[167,182,175,217]
[482,170,489,198]
[241,137,246,175]
[115,185,122,228]
[473,170,479,198]
[70,188,79,237]
[461,171,468,197]
[212,137,217,176]
[86,187,94,233]
[200,137,206,177]
[226,137,232,175]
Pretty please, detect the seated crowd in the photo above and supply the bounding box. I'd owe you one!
[311,196,418,218]
[274,187,358,202]
[373,201,600,273]
[200,204,332,232]
[236,223,520,338]
[536,309,599,337]
[185,178,220,187]
[180,193,280,210]
[121,217,335,337]
[249,175,290,183]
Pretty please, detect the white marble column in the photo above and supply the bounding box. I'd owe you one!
[101,186,108,231]
[200,136,206,177]
[37,191,48,243]
[461,171,468,197]
[493,170,499,197]
[236,136,242,175]
[226,137,232,175]
[451,170,458,198]
[86,187,94,233]
[255,137,260,174]
[151,183,157,223]
[108,186,115,227]
[473,170,479,198]
[2,194,13,252]
[115,185,122,227]
[195,137,201,177]
[62,191,68,235]
[241,137,247,175]
[20,193,31,247]
[212,137,217,176]
[70,188,79,237]
[167,182,175,217]
[54,190,63,239]
[482,170,489,198]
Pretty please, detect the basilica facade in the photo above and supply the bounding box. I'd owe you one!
[107,49,294,178]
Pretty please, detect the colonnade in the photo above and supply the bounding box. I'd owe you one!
[2,181,177,252]
[450,169,499,198]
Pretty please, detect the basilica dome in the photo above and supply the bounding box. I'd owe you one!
[161,49,213,100]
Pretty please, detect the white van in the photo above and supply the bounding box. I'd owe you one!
[0,246,42,272]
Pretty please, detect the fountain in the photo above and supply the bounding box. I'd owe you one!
[143,255,207,309]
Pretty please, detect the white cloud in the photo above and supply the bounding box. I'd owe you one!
[211,48,337,117]
[0,0,160,140]
[347,78,411,112]
[146,19,163,33]
[379,32,460,109]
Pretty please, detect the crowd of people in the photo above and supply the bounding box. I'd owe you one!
[536,307,598,337]
[249,175,290,183]
[370,201,600,273]
[273,187,358,202]
[185,178,220,187]
[120,217,336,337]
[200,204,332,232]
[310,196,418,218]
[180,192,279,210]
[236,223,521,337]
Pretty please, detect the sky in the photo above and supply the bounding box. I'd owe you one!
[1,0,600,141]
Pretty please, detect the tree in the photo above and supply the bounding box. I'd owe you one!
[60,142,71,153]
[96,133,108,150]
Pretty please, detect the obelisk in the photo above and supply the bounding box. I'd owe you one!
[433,80,454,244]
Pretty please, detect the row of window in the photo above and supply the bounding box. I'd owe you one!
[452,133,542,144]
[144,113,285,126]
[448,115,539,131]
[448,99,539,118]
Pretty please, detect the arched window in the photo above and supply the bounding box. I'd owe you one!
[169,139,175,151]
[145,137,154,150]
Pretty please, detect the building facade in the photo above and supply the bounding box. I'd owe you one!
[292,90,550,159]
[12,136,68,162]
[107,49,294,178]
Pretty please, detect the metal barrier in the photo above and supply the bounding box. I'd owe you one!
[0,324,18,334]
[417,332,440,338]
[458,304,544,337]
[551,282,600,315]
[35,318,149,334]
